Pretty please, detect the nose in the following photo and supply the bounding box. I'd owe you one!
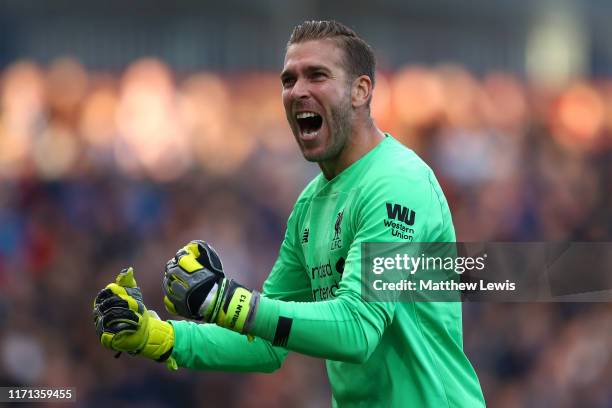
[290,77,310,100]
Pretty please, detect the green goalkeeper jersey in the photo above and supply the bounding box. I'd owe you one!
[170,135,485,407]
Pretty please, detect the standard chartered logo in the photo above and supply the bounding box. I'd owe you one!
[310,260,333,279]
[309,259,343,300]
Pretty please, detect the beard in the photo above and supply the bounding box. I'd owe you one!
[304,92,353,163]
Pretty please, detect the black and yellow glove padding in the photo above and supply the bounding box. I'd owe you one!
[93,267,177,369]
[163,240,260,334]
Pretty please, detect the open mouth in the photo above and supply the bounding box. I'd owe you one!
[296,112,323,135]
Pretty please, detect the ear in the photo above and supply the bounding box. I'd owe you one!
[351,75,373,108]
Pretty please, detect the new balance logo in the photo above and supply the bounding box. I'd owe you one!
[386,203,415,226]
[302,228,309,244]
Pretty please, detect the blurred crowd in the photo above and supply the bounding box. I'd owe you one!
[0,57,610,407]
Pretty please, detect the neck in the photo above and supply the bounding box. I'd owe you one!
[319,118,385,180]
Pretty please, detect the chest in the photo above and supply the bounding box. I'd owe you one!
[297,190,358,299]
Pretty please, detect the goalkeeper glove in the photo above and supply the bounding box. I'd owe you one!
[93,267,177,369]
[163,240,259,334]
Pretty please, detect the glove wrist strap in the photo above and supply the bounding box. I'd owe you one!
[212,279,260,334]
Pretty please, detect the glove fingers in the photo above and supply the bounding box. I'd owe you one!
[101,308,140,333]
[164,240,225,320]
[176,245,205,274]
[175,240,222,274]
[94,288,115,308]
[93,289,144,334]
[97,296,130,315]
[193,241,223,274]
[93,294,119,325]
[95,307,138,343]
[103,284,144,313]
[102,320,138,335]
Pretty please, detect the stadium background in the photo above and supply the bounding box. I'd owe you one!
[0,1,610,406]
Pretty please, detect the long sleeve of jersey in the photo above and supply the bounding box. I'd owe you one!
[169,323,284,372]
[248,171,444,363]
[170,208,313,372]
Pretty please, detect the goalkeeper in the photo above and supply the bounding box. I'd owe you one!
[93,20,485,407]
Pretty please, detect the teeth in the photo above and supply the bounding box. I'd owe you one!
[296,112,317,119]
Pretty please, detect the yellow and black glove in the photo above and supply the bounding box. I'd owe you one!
[163,240,259,334]
[93,267,177,369]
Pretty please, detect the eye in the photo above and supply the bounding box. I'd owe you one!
[311,71,327,81]
[281,77,295,89]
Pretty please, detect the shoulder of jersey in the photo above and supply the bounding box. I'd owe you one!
[368,138,433,184]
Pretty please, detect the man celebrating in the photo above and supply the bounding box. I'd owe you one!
[94,20,485,407]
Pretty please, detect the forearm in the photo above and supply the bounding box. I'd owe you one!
[170,320,287,373]
[249,293,391,364]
